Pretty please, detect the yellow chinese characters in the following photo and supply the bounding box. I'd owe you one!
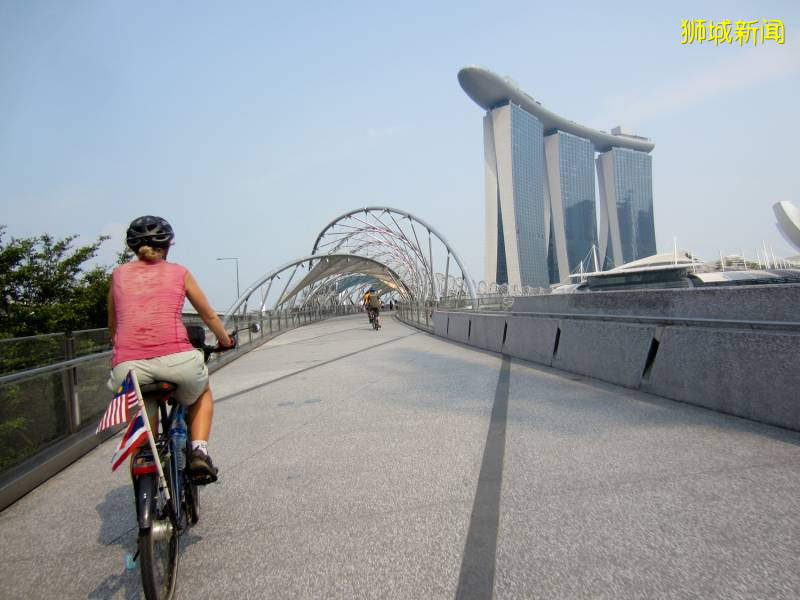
[708,20,732,45]
[681,19,784,45]
[763,19,785,43]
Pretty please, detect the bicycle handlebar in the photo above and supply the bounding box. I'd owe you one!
[187,324,253,363]
[201,331,238,363]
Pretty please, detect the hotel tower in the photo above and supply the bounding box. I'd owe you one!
[458,66,656,287]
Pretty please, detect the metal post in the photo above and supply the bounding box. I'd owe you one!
[217,257,240,301]
[275,265,299,309]
[442,254,450,299]
[61,336,80,433]
[428,231,437,301]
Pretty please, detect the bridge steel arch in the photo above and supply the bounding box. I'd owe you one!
[311,206,478,301]
[222,253,411,326]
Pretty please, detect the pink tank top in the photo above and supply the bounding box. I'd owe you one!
[111,259,194,366]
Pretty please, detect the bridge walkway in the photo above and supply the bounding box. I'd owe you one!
[1,313,798,599]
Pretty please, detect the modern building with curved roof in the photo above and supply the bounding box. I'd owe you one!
[458,66,657,286]
[774,201,800,252]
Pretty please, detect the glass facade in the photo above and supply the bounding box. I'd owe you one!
[612,148,656,263]
[509,104,549,287]
[485,103,655,285]
[547,218,558,283]
[558,132,598,275]
[496,195,508,284]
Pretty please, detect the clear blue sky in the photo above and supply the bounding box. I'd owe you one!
[1,0,798,309]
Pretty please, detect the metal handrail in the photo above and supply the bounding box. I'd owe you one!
[0,332,64,344]
[0,351,112,385]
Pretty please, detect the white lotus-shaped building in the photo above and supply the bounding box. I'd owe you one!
[774,201,800,253]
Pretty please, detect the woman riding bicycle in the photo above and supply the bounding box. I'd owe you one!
[107,215,234,483]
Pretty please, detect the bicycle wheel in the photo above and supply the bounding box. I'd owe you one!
[139,478,179,599]
[185,479,199,524]
[184,441,199,525]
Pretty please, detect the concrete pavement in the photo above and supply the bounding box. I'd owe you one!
[1,313,798,599]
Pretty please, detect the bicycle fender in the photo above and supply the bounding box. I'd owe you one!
[136,474,157,530]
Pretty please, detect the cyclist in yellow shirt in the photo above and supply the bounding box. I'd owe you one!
[363,287,381,326]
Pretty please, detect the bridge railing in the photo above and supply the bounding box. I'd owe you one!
[397,295,513,331]
[396,302,435,331]
[0,304,358,511]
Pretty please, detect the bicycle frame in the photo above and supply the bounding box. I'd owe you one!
[129,371,180,531]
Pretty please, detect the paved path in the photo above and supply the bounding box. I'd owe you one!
[1,314,799,599]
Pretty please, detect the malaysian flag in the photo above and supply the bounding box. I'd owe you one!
[96,370,139,434]
[111,408,149,471]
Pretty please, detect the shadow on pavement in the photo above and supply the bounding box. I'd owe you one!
[90,484,140,599]
[89,483,206,599]
[382,345,800,448]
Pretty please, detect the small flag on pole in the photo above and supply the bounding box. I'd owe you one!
[111,408,149,471]
[96,370,139,434]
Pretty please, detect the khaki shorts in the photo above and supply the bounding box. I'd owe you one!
[108,350,208,406]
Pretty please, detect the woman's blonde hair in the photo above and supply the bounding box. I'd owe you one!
[137,245,166,262]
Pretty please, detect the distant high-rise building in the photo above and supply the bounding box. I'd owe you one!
[458,66,656,286]
[483,103,549,288]
[596,147,656,268]
[544,131,598,281]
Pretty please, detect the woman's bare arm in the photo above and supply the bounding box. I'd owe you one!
[185,271,233,346]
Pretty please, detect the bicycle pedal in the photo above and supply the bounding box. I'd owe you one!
[191,473,218,486]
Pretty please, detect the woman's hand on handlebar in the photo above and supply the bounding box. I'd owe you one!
[216,331,237,351]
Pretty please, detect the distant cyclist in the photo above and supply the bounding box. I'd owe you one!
[107,215,235,483]
[364,287,381,326]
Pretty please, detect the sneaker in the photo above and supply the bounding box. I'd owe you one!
[189,448,219,484]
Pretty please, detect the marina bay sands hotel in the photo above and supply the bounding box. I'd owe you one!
[458,66,656,288]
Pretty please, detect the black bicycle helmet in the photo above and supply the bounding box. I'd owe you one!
[126,215,174,250]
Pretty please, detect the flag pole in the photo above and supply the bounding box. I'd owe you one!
[129,369,171,503]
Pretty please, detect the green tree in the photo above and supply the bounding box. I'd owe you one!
[0,226,111,337]
[116,246,135,264]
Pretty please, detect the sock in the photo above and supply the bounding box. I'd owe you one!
[191,440,208,455]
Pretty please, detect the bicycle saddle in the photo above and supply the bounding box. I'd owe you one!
[140,381,177,395]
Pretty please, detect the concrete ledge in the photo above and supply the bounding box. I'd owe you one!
[512,284,800,321]
[433,312,448,337]
[645,327,800,430]
[552,320,655,388]
[468,314,507,353]
[504,316,559,366]
[445,312,471,344]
